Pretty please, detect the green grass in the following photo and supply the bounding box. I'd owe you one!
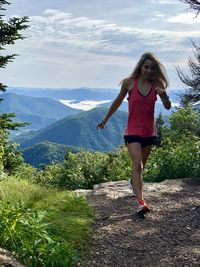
[0,178,94,266]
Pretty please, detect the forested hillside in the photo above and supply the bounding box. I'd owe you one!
[0,93,81,130]
[15,107,127,151]
[22,141,80,167]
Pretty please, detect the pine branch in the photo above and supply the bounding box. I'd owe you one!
[0,113,29,130]
[0,1,10,11]
[181,0,200,16]
[0,16,29,46]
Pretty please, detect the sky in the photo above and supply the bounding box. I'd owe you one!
[1,0,200,90]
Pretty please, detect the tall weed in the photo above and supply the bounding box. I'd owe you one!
[0,179,93,266]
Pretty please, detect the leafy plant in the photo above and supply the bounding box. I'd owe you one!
[144,132,200,182]
[0,179,94,266]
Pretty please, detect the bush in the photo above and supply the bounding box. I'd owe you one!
[3,142,24,174]
[13,163,37,182]
[33,151,110,189]
[0,179,93,266]
[144,135,200,182]
[106,146,132,181]
[30,147,132,190]
[0,201,76,266]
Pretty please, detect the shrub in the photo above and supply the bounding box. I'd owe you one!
[0,179,93,266]
[0,201,76,266]
[106,146,132,181]
[144,135,200,182]
[33,151,110,189]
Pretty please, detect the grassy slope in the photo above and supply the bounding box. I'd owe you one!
[0,178,94,266]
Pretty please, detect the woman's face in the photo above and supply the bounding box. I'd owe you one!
[140,59,155,79]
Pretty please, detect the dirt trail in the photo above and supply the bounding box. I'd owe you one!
[81,178,200,267]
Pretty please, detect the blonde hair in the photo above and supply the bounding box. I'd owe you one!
[120,52,169,89]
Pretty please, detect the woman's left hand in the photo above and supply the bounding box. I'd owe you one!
[155,87,166,96]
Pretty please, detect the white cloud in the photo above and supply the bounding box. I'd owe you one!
[150,0,179,4]
[25,9,200,60]
[3,1,199,89]
[59,100,112,111]
[167,12,200,24]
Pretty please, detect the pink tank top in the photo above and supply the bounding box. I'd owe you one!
[124,79,157,137]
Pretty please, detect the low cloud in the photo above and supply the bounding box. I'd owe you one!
[59,99,112,111]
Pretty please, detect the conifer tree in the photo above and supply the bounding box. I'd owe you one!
[0,0,28,91]
[0,0,29,173]
[178,1,200,106]
[155,112,165,147]
[181,0,200,16]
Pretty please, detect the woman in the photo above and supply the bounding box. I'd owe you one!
[97,52,171,215]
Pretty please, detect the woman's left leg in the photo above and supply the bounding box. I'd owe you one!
[141,145,152,168]
[140,145,152,203]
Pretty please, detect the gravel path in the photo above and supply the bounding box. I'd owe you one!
[82,178,200,267]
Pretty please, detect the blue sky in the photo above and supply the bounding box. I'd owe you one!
[1,0,200,90]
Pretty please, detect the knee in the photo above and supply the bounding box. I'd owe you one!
[134,161,143,172]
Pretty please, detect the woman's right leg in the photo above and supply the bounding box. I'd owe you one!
[127,142,143,200]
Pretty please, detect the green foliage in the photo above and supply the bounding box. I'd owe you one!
[144,135,200,182]
[0,0,29,91]
[0,125,26,174]
[0,130,4,172]
[22,142,80,168]
[35,150,111,189]
[16,107,200,189]
[0,1,29,175]
[3,142,24,174]
[0,202,77,266]
[106,146,132,181]
[0,179,93,266]
[155,112,165,146]
[26,146,131,190]
[169,106,200,137]
[0,112,28,131]
[13,163,37,181]
[144,107,200,182]
[63,150,110,188]
[177,41,200,106]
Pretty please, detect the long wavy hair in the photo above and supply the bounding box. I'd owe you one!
[120,52,169,89]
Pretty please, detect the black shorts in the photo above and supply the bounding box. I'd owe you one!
[124,135,157,147]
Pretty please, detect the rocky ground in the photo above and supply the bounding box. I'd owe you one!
[1,178,199,267]
[78,178,200,267]
[0,248,25,267]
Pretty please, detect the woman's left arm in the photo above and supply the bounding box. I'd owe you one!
[156,87,171,110]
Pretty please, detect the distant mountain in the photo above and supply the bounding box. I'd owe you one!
[7,86,181,104]
[7,87,180,118]
[22,141,80,168]
[99,100,177,118]
[16,107,127,152]
[4,87,180,146]
[7,87,117,101]
[0,93,82,131]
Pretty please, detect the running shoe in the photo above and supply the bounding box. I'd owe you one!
[136,198,150,214]
[128,179,136,197]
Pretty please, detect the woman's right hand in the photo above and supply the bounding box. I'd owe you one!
[97,120,106,129]
[96,82,127,130]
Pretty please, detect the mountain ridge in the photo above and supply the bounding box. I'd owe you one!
[15,107,127,152]
[0,93,82,131]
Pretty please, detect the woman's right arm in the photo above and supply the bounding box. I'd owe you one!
[97,82,128,129]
